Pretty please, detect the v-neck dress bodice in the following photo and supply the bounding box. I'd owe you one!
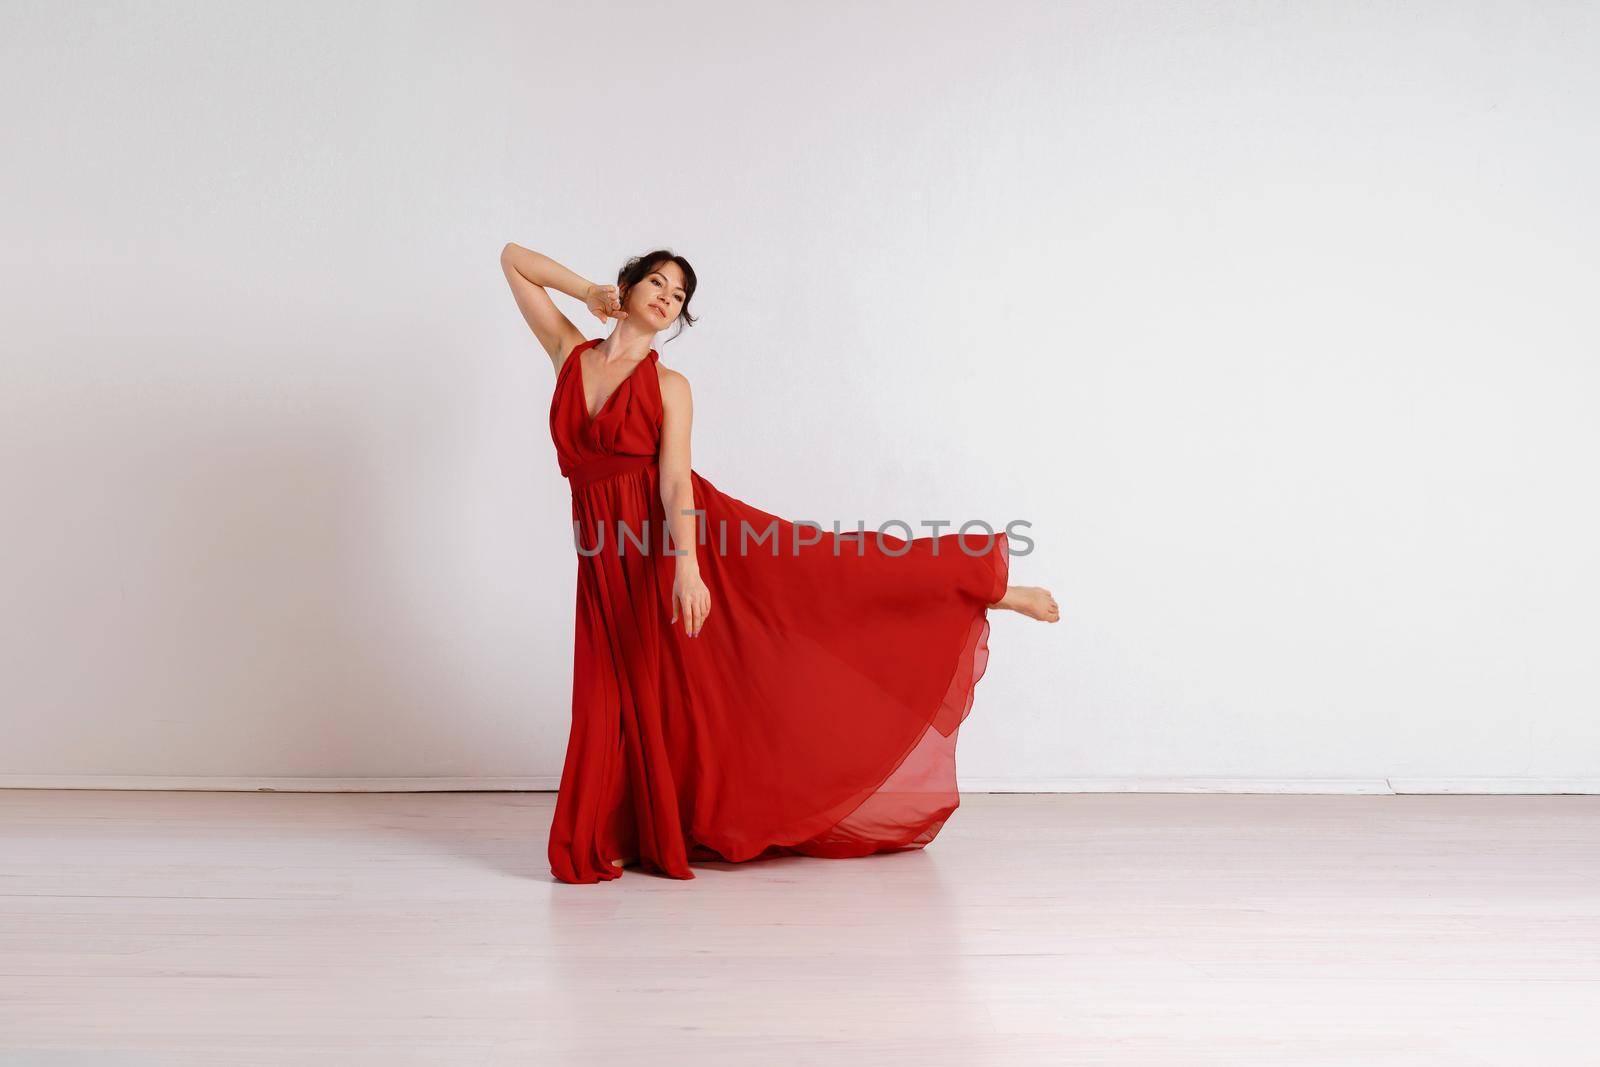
[549,337,662,483]
[544,336,1010,884]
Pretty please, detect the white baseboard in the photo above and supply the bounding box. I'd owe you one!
[0,775,562,793]
[2,775,1597,794]
[960,777,1600,794]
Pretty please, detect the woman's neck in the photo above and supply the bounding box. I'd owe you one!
[597,323,655,362]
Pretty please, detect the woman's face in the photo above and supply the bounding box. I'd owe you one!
[625,261,687,329]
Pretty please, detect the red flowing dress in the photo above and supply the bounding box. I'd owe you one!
[547,338,1009,883]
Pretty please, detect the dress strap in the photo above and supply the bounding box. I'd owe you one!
[560,337,601,379]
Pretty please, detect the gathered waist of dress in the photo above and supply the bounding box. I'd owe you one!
[566,453,657,489]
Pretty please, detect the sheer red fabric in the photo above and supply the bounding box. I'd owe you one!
[547,338,1008,883]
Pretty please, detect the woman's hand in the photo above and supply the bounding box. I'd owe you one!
[584,283,628,324]
[671,567,711,637]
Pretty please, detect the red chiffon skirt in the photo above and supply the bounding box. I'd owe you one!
[548,459,1008,883]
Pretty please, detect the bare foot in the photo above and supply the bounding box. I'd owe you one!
[611,856,636,868]
[996,585,1060,622]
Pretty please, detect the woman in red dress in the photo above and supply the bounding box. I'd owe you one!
[500,243,1061,884]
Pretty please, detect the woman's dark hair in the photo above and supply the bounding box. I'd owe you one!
[617,249,698,341]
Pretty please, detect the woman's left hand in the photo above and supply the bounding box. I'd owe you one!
[671,569,712,637]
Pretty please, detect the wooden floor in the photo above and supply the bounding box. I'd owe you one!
[1,790,1595,1065]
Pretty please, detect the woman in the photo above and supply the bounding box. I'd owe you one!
[500,243,1060,884]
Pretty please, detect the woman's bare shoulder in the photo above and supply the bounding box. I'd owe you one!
[656,363,690,391]
[656,363,692,417]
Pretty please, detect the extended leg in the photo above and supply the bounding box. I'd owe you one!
[990,584,1060,622]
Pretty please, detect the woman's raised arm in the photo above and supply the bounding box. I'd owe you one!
[499,243,619,370]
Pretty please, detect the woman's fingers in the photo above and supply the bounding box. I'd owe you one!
[673,588,711,637]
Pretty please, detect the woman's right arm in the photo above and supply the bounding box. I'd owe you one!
[499,243,611,371]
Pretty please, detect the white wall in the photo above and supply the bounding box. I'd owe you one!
[3,1,1597,790]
